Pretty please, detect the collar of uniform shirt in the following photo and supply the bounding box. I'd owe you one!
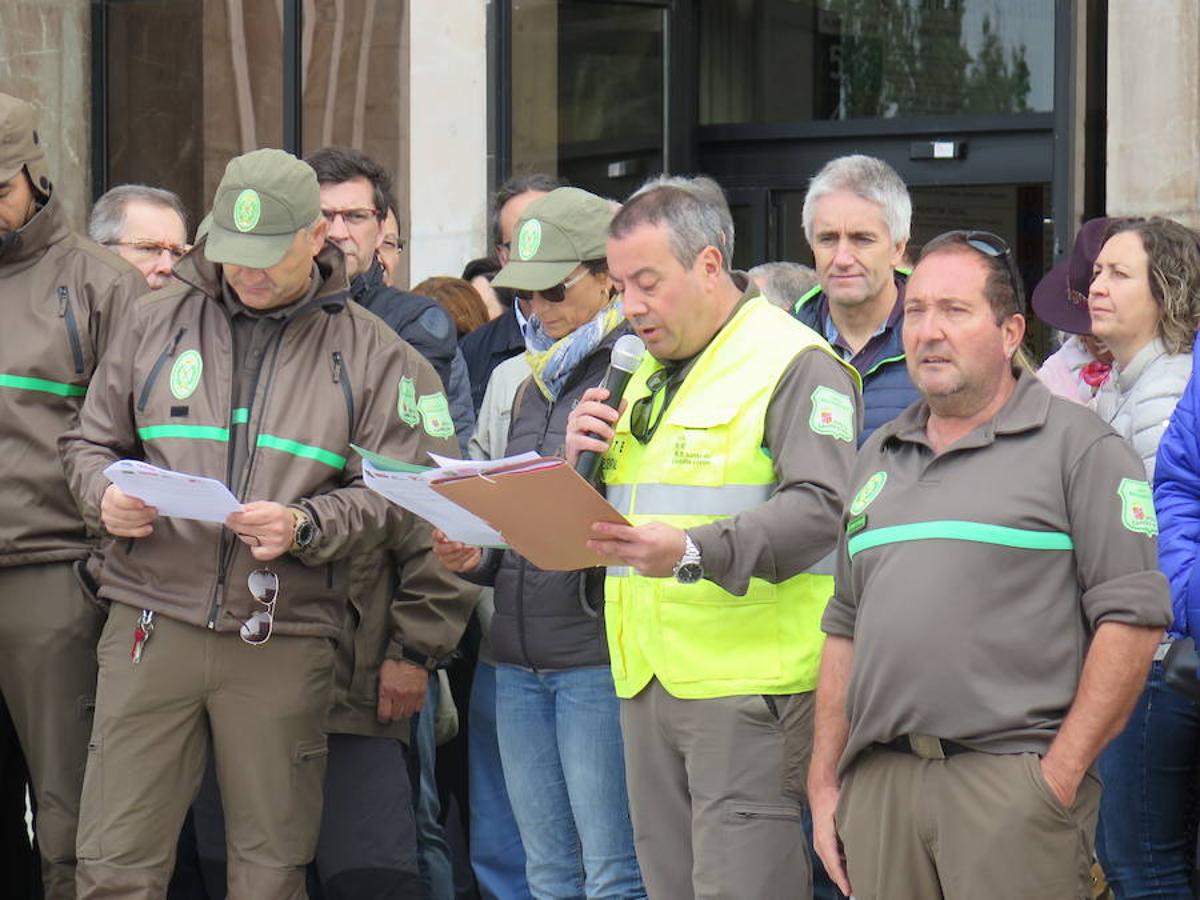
[883,368,1050,451]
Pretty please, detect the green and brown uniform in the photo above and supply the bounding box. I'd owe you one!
[821,371,1172,899]
[60,244,450,898]
[0,191,145,898]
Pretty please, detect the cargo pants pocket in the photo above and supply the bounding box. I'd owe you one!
[76,737,104,861]
[286,737,330,860]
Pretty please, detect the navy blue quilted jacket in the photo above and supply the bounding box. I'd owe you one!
[791,272,919,445]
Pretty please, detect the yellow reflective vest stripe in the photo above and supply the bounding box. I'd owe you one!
[601,296,857,699]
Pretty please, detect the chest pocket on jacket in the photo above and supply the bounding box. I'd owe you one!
[660,404,740,487]
[57,287,88,378]
[137,328,188,412]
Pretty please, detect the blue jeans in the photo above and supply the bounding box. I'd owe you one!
[496,665,645,900]
[469,661,532,900]
[412,674,455,900]
[1097,659,1200,898]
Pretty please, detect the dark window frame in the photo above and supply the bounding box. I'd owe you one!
[90,0,306,201]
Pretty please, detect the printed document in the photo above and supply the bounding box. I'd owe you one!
[103,460,241,524]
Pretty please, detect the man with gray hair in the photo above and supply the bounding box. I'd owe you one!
[564,174,861,899]
[793,154,919,444]
[750,261,820,310]
[89,184,189,290]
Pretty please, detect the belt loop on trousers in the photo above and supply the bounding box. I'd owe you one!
[1153,638,1174,662]
[908,734,947,760]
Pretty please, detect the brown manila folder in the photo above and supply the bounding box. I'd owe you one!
[430,457,628,571]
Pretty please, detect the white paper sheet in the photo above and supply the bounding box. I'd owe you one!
[426,450,542,477]
[362,460,507,547]
[103,460,241,524]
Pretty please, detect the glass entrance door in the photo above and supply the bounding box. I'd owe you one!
[509,0,667,198]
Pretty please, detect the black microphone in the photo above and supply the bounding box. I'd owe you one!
[575,333,646,484]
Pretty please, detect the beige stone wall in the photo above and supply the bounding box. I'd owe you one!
[0,0,92,229]
[1107,0,1200,226]
[407,0,487,284]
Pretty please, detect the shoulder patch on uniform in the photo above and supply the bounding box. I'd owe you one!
[397,376,419,427]
[418,305,452,341]
[169,350,203,400]
[849,471,887,516]
[809,385,855,443]
[418,392,455,439]
[1117,478,1158,536]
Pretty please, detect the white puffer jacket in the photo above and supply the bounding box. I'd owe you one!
[1093,337,1192,480]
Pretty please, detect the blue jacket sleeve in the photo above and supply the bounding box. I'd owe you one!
[1153,338,1200,637]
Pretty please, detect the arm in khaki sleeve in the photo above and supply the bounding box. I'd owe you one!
[689,347,862,595]
[808,634,855,896]
[385,514,481,667]
[295,341,459,565]
[808,523,859,895]
[1040,433,1173,806]
[59,300,149,534]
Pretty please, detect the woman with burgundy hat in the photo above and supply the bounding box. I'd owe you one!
[1033,216,1115,403]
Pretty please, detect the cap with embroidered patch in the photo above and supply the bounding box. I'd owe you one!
[492,187,615,291]
[205,149,321,269]
[0,93,50,197]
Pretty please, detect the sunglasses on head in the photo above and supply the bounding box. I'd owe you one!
[240,568,278,646]
[956,230,1026,314]
[515,267,589,304]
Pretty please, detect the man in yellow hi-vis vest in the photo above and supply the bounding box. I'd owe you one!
[566,175,861,900]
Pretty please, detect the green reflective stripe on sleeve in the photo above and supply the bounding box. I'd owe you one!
[847,520,1074,560]
[255,434,347,470]
[137,424,230,441]
[231,407,250,425]
[0,373,88,397]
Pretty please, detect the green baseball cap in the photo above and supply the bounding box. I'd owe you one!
[492,187,615,291]
[205,148,320,269]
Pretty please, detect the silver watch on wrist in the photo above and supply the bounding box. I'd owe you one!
[672,534,704,584]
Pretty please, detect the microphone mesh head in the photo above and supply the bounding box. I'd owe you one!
[610,334,646,373]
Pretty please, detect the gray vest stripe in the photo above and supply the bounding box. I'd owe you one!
[607,566,632,578]
[607,484,635,516]
[628,482,774,517]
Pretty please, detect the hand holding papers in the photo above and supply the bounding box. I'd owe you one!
[358,448,630,571]
[103,460,241,523]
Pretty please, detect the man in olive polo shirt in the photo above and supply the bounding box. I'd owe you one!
[807,230,1172,899]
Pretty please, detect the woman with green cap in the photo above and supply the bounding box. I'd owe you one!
[435,187,645,898]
